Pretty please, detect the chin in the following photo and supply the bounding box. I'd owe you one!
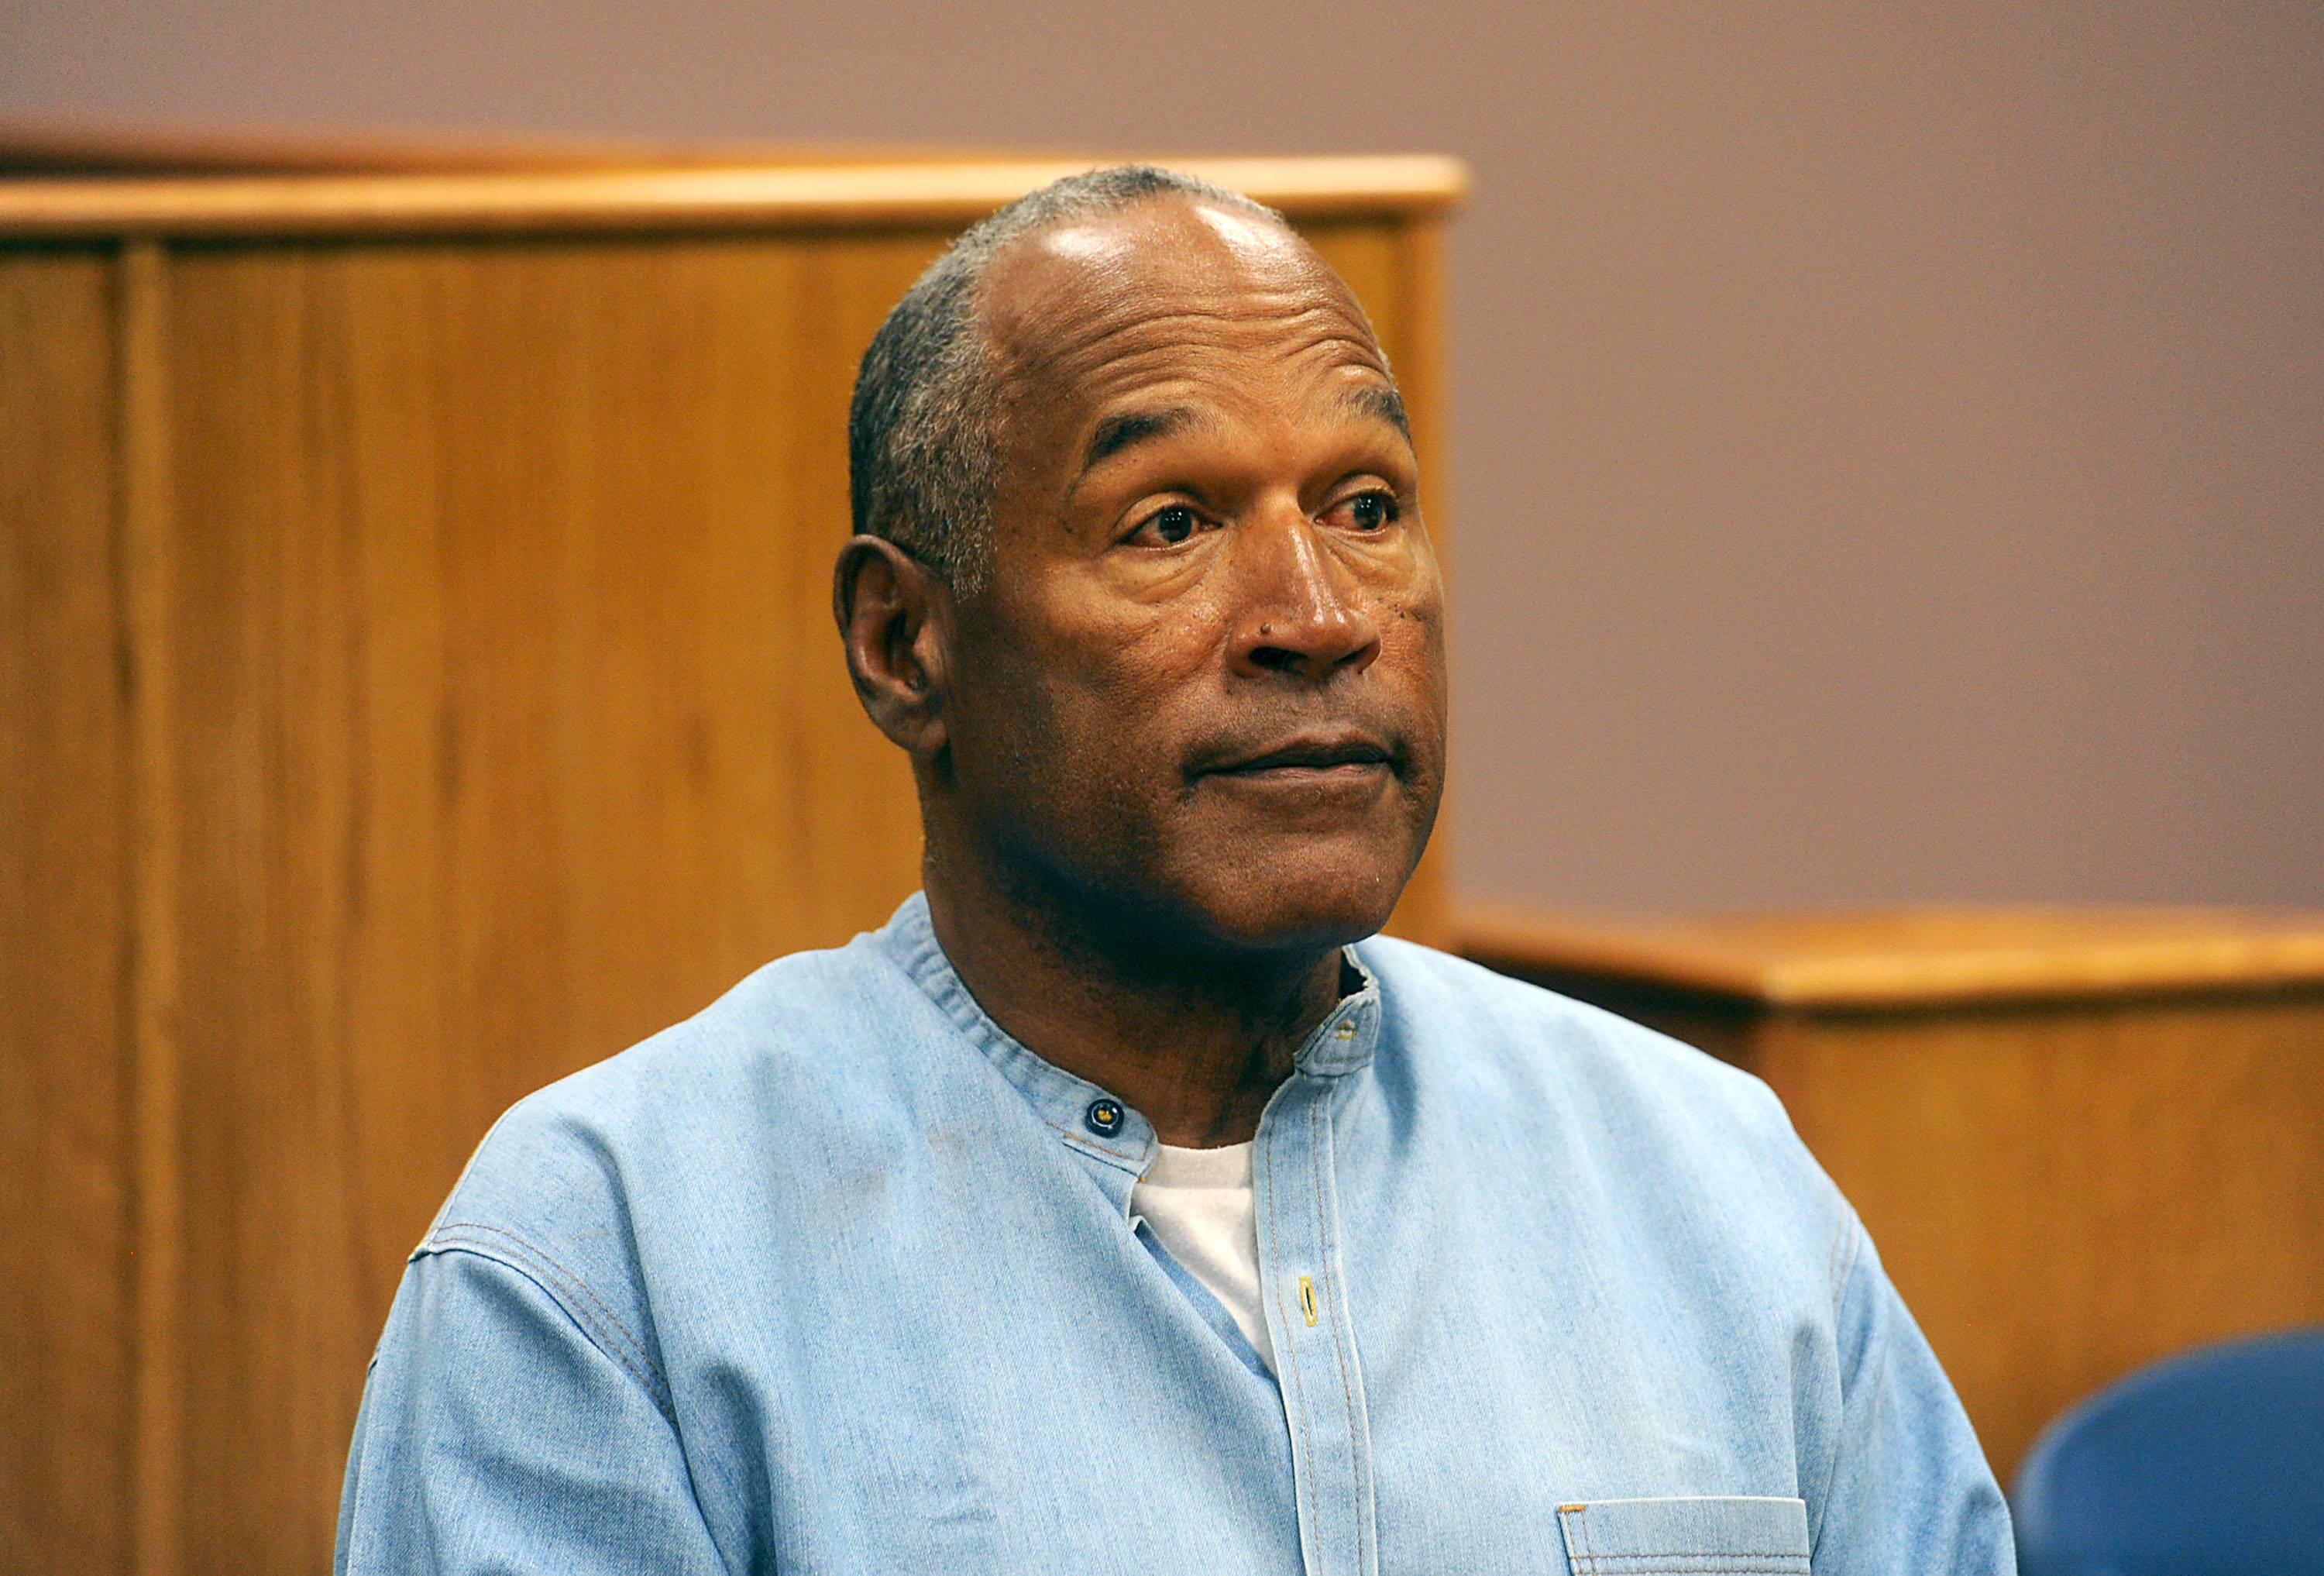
[1174,841,1415,956]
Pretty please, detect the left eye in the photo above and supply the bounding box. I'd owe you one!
[1336,491,1397,532]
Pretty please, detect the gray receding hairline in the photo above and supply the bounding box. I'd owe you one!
[846,165,1298,595]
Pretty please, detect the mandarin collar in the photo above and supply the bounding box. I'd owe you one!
[879,892,1383,1181]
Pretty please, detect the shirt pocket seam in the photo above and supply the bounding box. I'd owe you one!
[1560,1496,1812,1576]
[1569,1561,1810,1571]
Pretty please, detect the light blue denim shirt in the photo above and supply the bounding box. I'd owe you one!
[338,893,2012,1574]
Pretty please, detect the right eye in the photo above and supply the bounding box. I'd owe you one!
[1129,504,1205,548]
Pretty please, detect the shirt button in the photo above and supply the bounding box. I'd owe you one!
[1085,1098,1125,1137]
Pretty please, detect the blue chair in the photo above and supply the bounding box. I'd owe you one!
[2013,1327,2324,1575]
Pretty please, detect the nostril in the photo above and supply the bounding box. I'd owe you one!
[1250,644,1301,673]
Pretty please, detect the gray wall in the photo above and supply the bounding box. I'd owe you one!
[9,1,2318,910]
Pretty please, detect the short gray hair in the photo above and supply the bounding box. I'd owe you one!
[847,165,1286,594]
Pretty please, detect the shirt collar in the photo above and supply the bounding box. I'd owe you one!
[877,891,1382,1179]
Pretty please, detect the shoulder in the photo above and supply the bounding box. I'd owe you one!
[443,935,885,1199]
[1354,934,1848,1279]
[415,927,933,1325]
[1355,934,1794,1145]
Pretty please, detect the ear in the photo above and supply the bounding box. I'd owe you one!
[833,535,952,759]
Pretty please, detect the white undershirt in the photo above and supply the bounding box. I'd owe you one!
[1130,1141,1276,1372]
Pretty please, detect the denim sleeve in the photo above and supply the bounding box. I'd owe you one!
[1810,1219,2016,1574]
[335,1244,730,1575]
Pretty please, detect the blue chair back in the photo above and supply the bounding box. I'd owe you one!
[2013,1326,2324,1576]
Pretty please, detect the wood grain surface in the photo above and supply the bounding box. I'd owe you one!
[1459,903,2324,1007]
[1759,992,2324,1485]
[0,121,995,177]
[1,247,136,1576]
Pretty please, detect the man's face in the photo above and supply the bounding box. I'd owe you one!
[940,196,1447,958]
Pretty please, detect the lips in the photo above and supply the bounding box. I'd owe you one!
[1196,731,1395,778]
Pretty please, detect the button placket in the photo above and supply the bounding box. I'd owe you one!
[1253,1041,1379,1576]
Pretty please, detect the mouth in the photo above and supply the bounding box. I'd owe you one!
[1197,731,1397,783]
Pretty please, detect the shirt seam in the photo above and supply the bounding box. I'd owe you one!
[1035,1111,1147,1167]
[1827,1203,1864,1326]
[1263,1127,1324,1571]
[1809,1208,1872,1557]
[880,897,1153,1170]
[422,1223,676,1425]
[1571,1562,1803,1571]
[1311,1086,1373,1576]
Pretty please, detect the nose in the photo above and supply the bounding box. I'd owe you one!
[1228,505,1382,683]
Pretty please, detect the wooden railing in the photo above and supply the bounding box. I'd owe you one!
[1460,904,2324,1485]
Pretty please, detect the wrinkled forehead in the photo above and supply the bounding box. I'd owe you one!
[974,198,1388,397]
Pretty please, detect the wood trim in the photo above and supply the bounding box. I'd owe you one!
[115,238,183,1576]
[1456,903,2324,1010]
[0,120,981,177]
[0,157,1468,241]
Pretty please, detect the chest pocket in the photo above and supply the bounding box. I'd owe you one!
[1556,1496,1811,1576]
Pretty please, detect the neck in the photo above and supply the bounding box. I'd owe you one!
[921,841,1349,1148]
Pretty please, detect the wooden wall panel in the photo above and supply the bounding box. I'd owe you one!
[151,232,947,1568]
[143,222,1446,1567]
[4,160,1459,1574]
[1760,993,2324,1482]
[144,219,1444,1567]
[0,250,133,1576]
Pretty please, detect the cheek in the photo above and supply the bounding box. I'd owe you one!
[1030,571,1222,720]
[1033,629,1217,814]
[1377,572,1449,696]
[951,610,1212,815]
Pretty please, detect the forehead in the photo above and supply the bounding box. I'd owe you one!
[975,198,1390,408]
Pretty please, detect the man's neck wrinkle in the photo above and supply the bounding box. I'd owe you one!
[922,866,1344,1149]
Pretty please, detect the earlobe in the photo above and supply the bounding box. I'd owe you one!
[833,535,951,758]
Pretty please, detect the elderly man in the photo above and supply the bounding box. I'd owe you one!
[336,167,2012,1574]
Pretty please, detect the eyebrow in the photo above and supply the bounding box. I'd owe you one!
[1078,405,1208,480]
[1072,380,1414,487]
[1341,383,1411,442]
